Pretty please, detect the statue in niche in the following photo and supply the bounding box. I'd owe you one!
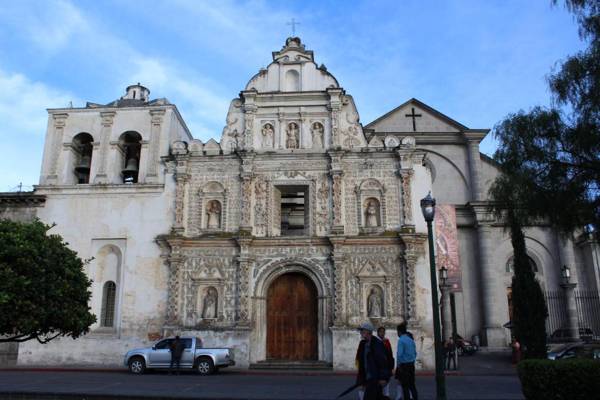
[202,287,218,319]
[206,200,222,229]
[261,123,274,148]
[367,287,383,318]
[286,122,299,149]
[311,122,324,148]
[365,199,380,227]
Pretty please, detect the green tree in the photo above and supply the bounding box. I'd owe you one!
[0,219,96,343]
[490,0,599,357]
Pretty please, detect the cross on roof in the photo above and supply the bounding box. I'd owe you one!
[287,18,300,36]
[405,107,422,132]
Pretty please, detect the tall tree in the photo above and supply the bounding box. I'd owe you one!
[0,219,96,343]
[490,0,599,357]
[492,0,600,234]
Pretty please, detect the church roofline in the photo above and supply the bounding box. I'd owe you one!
[46,103,193,141]
[365,98,472,131]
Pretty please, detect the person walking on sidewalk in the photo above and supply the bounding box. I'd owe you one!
[355,322,392,400]
[396,323,418,400]
[169,336,185,375]
[377,327,394,399]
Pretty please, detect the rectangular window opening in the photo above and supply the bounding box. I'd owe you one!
[278,185,309,236]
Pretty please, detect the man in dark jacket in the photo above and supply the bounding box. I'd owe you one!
[355,322,392,400]
[169,336,185,375]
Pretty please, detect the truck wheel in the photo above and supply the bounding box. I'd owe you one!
[128,356,146,374]
[196,357,214,375]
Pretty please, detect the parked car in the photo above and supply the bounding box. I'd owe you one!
[454,334,478,356]
[124,336,235,375]
[549,327,600,343]
[547,342,600,360]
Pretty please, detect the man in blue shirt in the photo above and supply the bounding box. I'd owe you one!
[396,322,418,400]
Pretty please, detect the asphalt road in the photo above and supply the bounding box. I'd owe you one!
[0,369,524,400]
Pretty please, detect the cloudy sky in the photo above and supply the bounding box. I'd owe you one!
[0,0,586,190]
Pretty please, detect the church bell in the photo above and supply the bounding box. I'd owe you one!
[122,156,139,183]
[74,154,91,174]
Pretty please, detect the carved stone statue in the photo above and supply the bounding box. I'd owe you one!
[367,287,383,318]
[261,123,274,148]
[365,199,380,227]
[311,122,324,148]
[206,200,221,229]
[202,287,218,319]
[286,122,299,149]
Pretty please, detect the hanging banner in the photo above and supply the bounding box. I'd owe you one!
[435,204,462,291]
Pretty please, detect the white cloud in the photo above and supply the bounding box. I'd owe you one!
[0,0,89,54]
[0,67,78,189]
[0,68,76,135]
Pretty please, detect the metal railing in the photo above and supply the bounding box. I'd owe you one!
[544,289,600,337]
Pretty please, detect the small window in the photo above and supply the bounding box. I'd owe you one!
[195,338,203,349]
[182,338,193,349]
[100,281,116,327]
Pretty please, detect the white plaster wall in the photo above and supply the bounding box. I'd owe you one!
[18,176,176,365]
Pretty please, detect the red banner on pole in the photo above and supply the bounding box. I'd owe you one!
[435,205,462,291]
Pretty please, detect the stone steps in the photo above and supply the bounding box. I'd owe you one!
[249,360,333,370]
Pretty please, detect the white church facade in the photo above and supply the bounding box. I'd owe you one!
[9,38,600,369]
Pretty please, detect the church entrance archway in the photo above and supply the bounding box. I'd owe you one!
[266,272,318,360]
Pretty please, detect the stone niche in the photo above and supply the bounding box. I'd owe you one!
[198,181,228,232]
[355,178,386,234]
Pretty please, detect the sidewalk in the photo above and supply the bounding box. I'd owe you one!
[0,352,517,376]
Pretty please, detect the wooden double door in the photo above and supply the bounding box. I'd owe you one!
[266,273,318,360]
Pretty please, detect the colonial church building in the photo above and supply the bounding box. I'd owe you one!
[7,38,600,369]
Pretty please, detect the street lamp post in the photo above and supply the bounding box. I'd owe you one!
[420,192,447,400]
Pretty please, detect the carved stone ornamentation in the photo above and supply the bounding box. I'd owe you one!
[331,173,343,228]
[240,176,253,228]
[286,122,300,149]
[261,123,274,149]
[206,200,222,229]
[399,170,414,225]
[254,177,268,236]
[201,286,218,319]
[311,122,324,149]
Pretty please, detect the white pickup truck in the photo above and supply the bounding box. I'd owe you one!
[124,336,235,375]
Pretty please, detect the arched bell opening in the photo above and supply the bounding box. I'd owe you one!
[72,132,94,184]
[119,131,142,183]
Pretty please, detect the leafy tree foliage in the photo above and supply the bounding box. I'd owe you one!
[492,0,600,234]
[489,1,599,357]
[0,219,96,343]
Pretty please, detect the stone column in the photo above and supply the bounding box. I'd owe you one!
[561,282,580,341]
[166,254,184,326]
[172,173,188,234]
[398,169,414,227]
[146,109,165,183]
[477,223,507,346]
[94,111,116,184]
[440,283,453,341]
[464,131,487,201]
[236,237,253,326]
[45,113,68,184]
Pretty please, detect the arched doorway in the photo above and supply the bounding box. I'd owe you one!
[266,272,318,360]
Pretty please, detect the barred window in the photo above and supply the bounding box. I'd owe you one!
[100,281,117,327]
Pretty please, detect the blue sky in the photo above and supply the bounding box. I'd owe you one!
[0,0,586,190]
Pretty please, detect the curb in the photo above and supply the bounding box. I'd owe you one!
[0,367,518,377]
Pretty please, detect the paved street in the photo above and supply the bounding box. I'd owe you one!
[0,368,523,400]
